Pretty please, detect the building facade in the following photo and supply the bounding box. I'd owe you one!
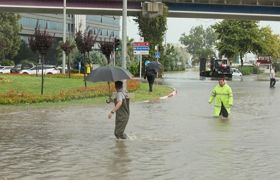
[18,13,120,64]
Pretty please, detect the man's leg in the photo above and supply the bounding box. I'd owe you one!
[270,78,273,88]
[115,116,129,139]
[220,103,228,118]
[147,75,155,92]
[272,78,276,87]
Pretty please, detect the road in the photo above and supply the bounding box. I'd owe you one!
[0,70,279,180]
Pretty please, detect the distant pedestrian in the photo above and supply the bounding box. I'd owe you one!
[208,77,233,118]
[270,66,276,88]
[144,61,157,92]
[108,81,130,139]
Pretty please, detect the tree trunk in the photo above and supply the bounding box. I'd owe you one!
[41,55,44,95]
[240,54,244,67]
[67,55,71,78]
[83,53,87,88]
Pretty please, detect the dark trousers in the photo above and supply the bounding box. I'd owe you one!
[270,78,276,88]
[220,103,228,118]
[147,75,155,92]
[115,114,129,139]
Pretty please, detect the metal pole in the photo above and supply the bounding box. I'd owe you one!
[122,0,127,69]
[62,0,66,74]
[139,55,142,79]
[122,0,127,90]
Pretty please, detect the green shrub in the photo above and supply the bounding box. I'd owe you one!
[239,66,261,75]
[1,59,15,66]
[128,61,139,76]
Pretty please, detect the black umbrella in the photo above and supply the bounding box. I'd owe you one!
[146,61,161,72]
[86,66,133,103]
[86,66,133,82]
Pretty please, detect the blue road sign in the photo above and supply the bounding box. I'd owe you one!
[155,51,160,59]
[133,46,150,51]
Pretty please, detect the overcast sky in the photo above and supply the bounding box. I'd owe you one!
[126,17,280,44]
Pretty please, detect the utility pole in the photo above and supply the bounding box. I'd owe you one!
[122,0,128,90]
[62,0,66,74]
[122,0,127,70]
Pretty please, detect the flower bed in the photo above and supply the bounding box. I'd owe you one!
[0,79,140,105]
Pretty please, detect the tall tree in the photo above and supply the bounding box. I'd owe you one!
[75,30,98,87]
[134,5,168,63]
[0,12,21,60]
[257,26,280,60]
[179,25,216,62]
[212,20,261,66]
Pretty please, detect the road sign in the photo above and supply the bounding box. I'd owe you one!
[133,42,150,55]
[155,51,160,59]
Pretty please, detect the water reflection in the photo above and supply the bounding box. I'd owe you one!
[106,141,130,180]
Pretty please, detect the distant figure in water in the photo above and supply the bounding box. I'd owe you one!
[270,66,276,88]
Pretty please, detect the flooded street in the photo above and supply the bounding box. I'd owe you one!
[1,70,280,180]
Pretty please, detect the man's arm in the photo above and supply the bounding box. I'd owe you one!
[108,100,122,119]
[228,87,233,106]
[208,89,216,104]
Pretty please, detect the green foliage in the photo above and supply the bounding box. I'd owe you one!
[134,5,167,62]
[212,20,262,66]
[90,50,107,66]
[258,27,280,60]
[239,66,261,75]
[128,60,139,76]
[0,75,172,105]
[179,25,216,60]
[0,12,21,60]
[161,44,188,72]
[13,40,37,65]
[0,59,14,66]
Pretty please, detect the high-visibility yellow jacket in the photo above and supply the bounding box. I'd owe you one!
[208,84,233,117]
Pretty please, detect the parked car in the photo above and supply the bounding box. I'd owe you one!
[19,66,60,75]
[57,65,71,73]
[231,68,242,77]
[0,66,13,74]
[10,63,34,73]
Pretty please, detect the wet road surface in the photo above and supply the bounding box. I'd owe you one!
[0,70,280,180]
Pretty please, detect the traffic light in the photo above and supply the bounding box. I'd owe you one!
[114,38,121,51]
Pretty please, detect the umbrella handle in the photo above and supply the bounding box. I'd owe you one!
[106,82,113,103]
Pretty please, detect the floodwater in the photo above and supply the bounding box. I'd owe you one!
[1,70,280,180]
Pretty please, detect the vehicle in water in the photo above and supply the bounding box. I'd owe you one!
[200,57,232,78]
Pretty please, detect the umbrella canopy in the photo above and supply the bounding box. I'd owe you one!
[146,61,161,72]
[86,66,133,82]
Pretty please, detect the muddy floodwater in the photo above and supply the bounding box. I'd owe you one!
[0,70,280,180]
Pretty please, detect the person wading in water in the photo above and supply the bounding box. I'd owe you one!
[108,81,130,139]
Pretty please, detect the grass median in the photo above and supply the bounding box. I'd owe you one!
[0,74,173,107]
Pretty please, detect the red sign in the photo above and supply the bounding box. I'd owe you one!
[133,42,150,47]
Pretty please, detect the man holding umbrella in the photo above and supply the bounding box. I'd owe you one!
[86,66,132,139]
[108,81,130,139]
[144,60,160,92]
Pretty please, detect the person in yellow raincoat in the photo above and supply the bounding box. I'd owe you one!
[208,77,233,118]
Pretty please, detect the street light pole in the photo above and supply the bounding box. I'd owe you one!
[122,0,128,90]
[62,0,66,74]
[122,0,127,70]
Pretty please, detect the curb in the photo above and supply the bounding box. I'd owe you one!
[142,88,177,103]
[160,88,177,100]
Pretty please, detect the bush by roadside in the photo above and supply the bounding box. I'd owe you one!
[239,66,262,75]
